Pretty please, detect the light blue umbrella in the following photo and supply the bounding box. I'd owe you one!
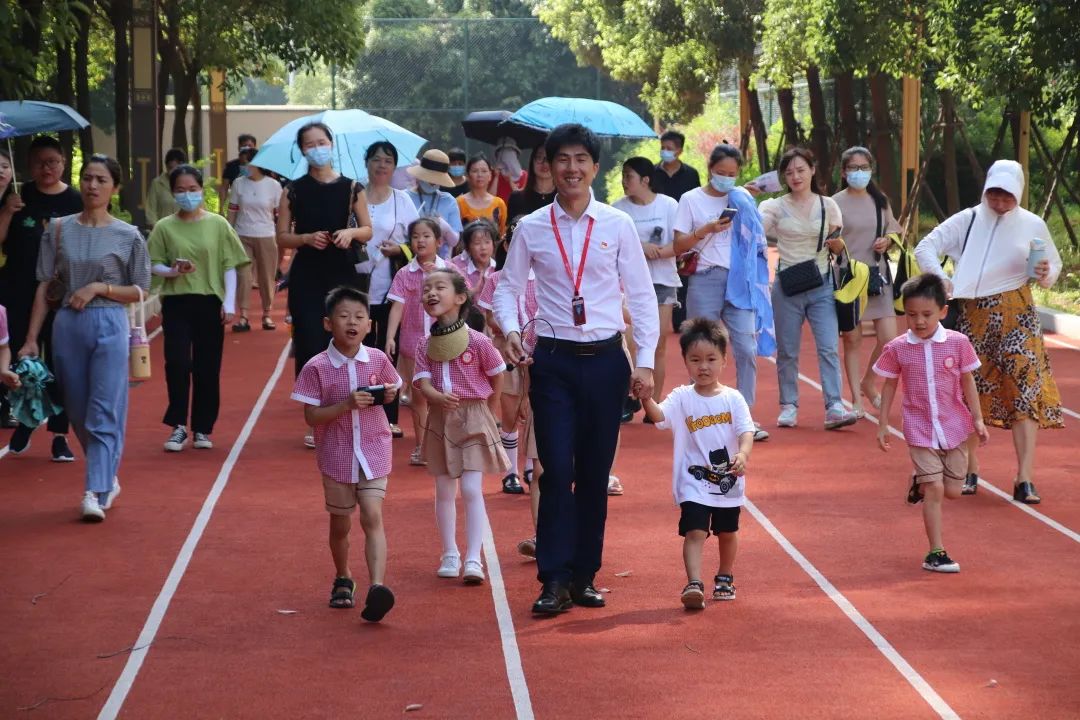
[251,109,427,182]
[505,97,655,140]
[0,100,90,192]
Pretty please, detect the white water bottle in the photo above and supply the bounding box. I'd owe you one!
[1027,238,1047,279]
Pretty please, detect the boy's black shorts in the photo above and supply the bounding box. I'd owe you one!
[678,501,741,536]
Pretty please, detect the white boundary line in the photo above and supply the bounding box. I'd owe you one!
[1045,335,1080,351]
[763,357,1080,545]
[744,499,960,719]
[482,525,535,719]
[96,340,291,720]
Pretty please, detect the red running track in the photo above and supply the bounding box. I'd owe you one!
[1,289,1078,719]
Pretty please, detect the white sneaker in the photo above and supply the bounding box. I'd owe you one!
[753,423,770,441]
[463,560,485,585]
[193,432,213,449]
[81,491,105,522]
[437,554,461,578]
[303,434,316,449]
[164,425,188,452]
[103,478,121,510]
[777,404,798,427]
[824,403,858,430]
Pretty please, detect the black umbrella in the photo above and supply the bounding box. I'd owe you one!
[461,110,548,148]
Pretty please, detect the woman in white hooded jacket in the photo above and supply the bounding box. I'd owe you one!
[915,159,1063,504]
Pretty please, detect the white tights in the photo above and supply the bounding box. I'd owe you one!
[435,471,487,564]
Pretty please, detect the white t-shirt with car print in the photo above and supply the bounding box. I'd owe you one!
[655,384,755,508]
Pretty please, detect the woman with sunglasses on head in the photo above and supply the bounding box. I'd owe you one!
[19,154,150,521]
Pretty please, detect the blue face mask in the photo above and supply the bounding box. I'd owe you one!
[238,166,249,178]
[846,169,872,190]
[174,190,203,212]
[418,180,438,194]
[710,174,737,194]
[305,146,333,168]
[448,165,466,178]
[660,149,677,163]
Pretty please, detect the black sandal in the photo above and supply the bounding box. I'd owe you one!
[329,577,356,609]
[713,574,736,601]
[502,473,524,494]
[1013,481,1041,505]
[360,584,395,622]
[232,319,251,333]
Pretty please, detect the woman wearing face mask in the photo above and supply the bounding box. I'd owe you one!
[444,147,469,198]
[19,154,150,521]
[149,165,250,453]
[362,141,420,436]
[915,160,1063,504]
[759,147,857,432]
[406,148,462,259]
[456,154,507,240]
[832,146,903,417]
[276,123,375,446]
[672,144,774,441]
[228,150,282,332]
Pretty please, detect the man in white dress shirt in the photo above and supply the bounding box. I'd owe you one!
[494,124,659,615]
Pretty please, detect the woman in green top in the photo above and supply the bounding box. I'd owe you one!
[148,165,249,453]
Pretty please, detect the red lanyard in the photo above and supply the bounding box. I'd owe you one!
[549,205,594,295]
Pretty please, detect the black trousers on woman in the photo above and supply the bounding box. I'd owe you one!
[364,302,400,425]
[162,294,224,434]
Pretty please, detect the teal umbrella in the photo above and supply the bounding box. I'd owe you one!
[7,357,61,428]
[505,97,655,140]
[0,100,90,193]
[251,109,426,182]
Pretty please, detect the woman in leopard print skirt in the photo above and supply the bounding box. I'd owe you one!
[915,160,1063,504]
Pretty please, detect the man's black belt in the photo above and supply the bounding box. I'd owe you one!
[535,333,622,356]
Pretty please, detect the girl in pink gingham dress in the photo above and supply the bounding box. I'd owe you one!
[414,268,509,585]
[385,218,452,464]
[451,219,498,295]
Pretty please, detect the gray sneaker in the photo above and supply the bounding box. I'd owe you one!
[824,404,857,430]
[164,426,188,452]
[193,432,213,450]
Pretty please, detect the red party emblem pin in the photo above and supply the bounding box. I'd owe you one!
[943,356,955,369]
[461,351,474,365]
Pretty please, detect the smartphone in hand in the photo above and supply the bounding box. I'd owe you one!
[720,207,738,221]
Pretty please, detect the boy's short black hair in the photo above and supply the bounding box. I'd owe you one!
[678,317,729,357]
[900,272,948,309]
[324,286,370,316]
[447,147,467,163]
[164,148,188,165]
[545,123,601,165]
[238,133,257,147]
[660,130,686,149]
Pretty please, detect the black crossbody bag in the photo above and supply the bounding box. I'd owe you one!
[777,195,826,296]
[941,209,977,330]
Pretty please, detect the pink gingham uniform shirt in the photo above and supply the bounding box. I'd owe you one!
[413,328,505,400]
[477,269,539,349]
[873,326,981,450]
[450,254,496,293]
[291,342,402,483]
[386,255,449,360]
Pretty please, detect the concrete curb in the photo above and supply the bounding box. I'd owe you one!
[1038,306,1080,341]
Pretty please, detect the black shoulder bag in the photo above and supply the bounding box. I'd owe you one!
[941,209,977,330]
[867,204,887,296]
[777,195,826,296]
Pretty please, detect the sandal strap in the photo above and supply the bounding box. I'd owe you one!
[332,576,356,591]
[684,580,705,592]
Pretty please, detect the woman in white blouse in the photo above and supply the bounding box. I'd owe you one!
[758,147,857,431]
[227,150,281,331]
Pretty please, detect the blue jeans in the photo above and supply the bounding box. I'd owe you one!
[771,277,843,409]
[686,266,758,408]
[52,306,130,495]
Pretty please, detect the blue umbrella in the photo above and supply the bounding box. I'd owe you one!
[252,109,427,182]
[505,97,655,140]
[0,101,90,192]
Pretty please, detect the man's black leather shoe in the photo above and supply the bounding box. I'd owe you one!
[569,581,606,608]
[532,581,572,615]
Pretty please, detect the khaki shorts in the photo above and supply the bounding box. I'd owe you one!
[909,446,969,485]
[322,472,388,515]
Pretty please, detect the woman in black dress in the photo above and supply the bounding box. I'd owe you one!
[276,122,373,447]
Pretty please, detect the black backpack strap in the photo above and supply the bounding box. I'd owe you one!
[962,208,976,255]
[817,194,825,252]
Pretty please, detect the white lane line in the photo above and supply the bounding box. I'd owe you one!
[763,357,1080,545]
[1045,335,1080,351]
[97,341,291,720]
[482,524,535,720]
[148,325,162,342]
[745,500,960,719]
[0,446,8,460]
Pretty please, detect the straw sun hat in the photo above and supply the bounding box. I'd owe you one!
[407,149,455,188]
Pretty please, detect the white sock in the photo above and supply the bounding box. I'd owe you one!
[524,457,534,473]
[434,475,458,558]
[460,471,488,565]
[500,431,519,476]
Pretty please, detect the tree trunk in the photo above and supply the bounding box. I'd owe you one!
[834,71,859,150]
[806,66,832,192]
[1039,110,1080,218]
[742,75,769,173]
[777,87,801,150]
[157,59,169,156]
[75,4,93,158]
[171,68,193,153]
[110,0,132,186]
[940,89,960,215]
[991,112,1009,159]
[190,72,203,161]
[56,34,74,183]
[869,73,897,208]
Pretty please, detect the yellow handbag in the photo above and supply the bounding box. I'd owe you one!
[831,240,870,333]
[885,233,918,314]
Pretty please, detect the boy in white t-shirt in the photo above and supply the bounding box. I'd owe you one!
[642,318,755,609]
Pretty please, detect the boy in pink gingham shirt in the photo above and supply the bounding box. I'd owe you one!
[291,287,402,622]
[873,273,988,574]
